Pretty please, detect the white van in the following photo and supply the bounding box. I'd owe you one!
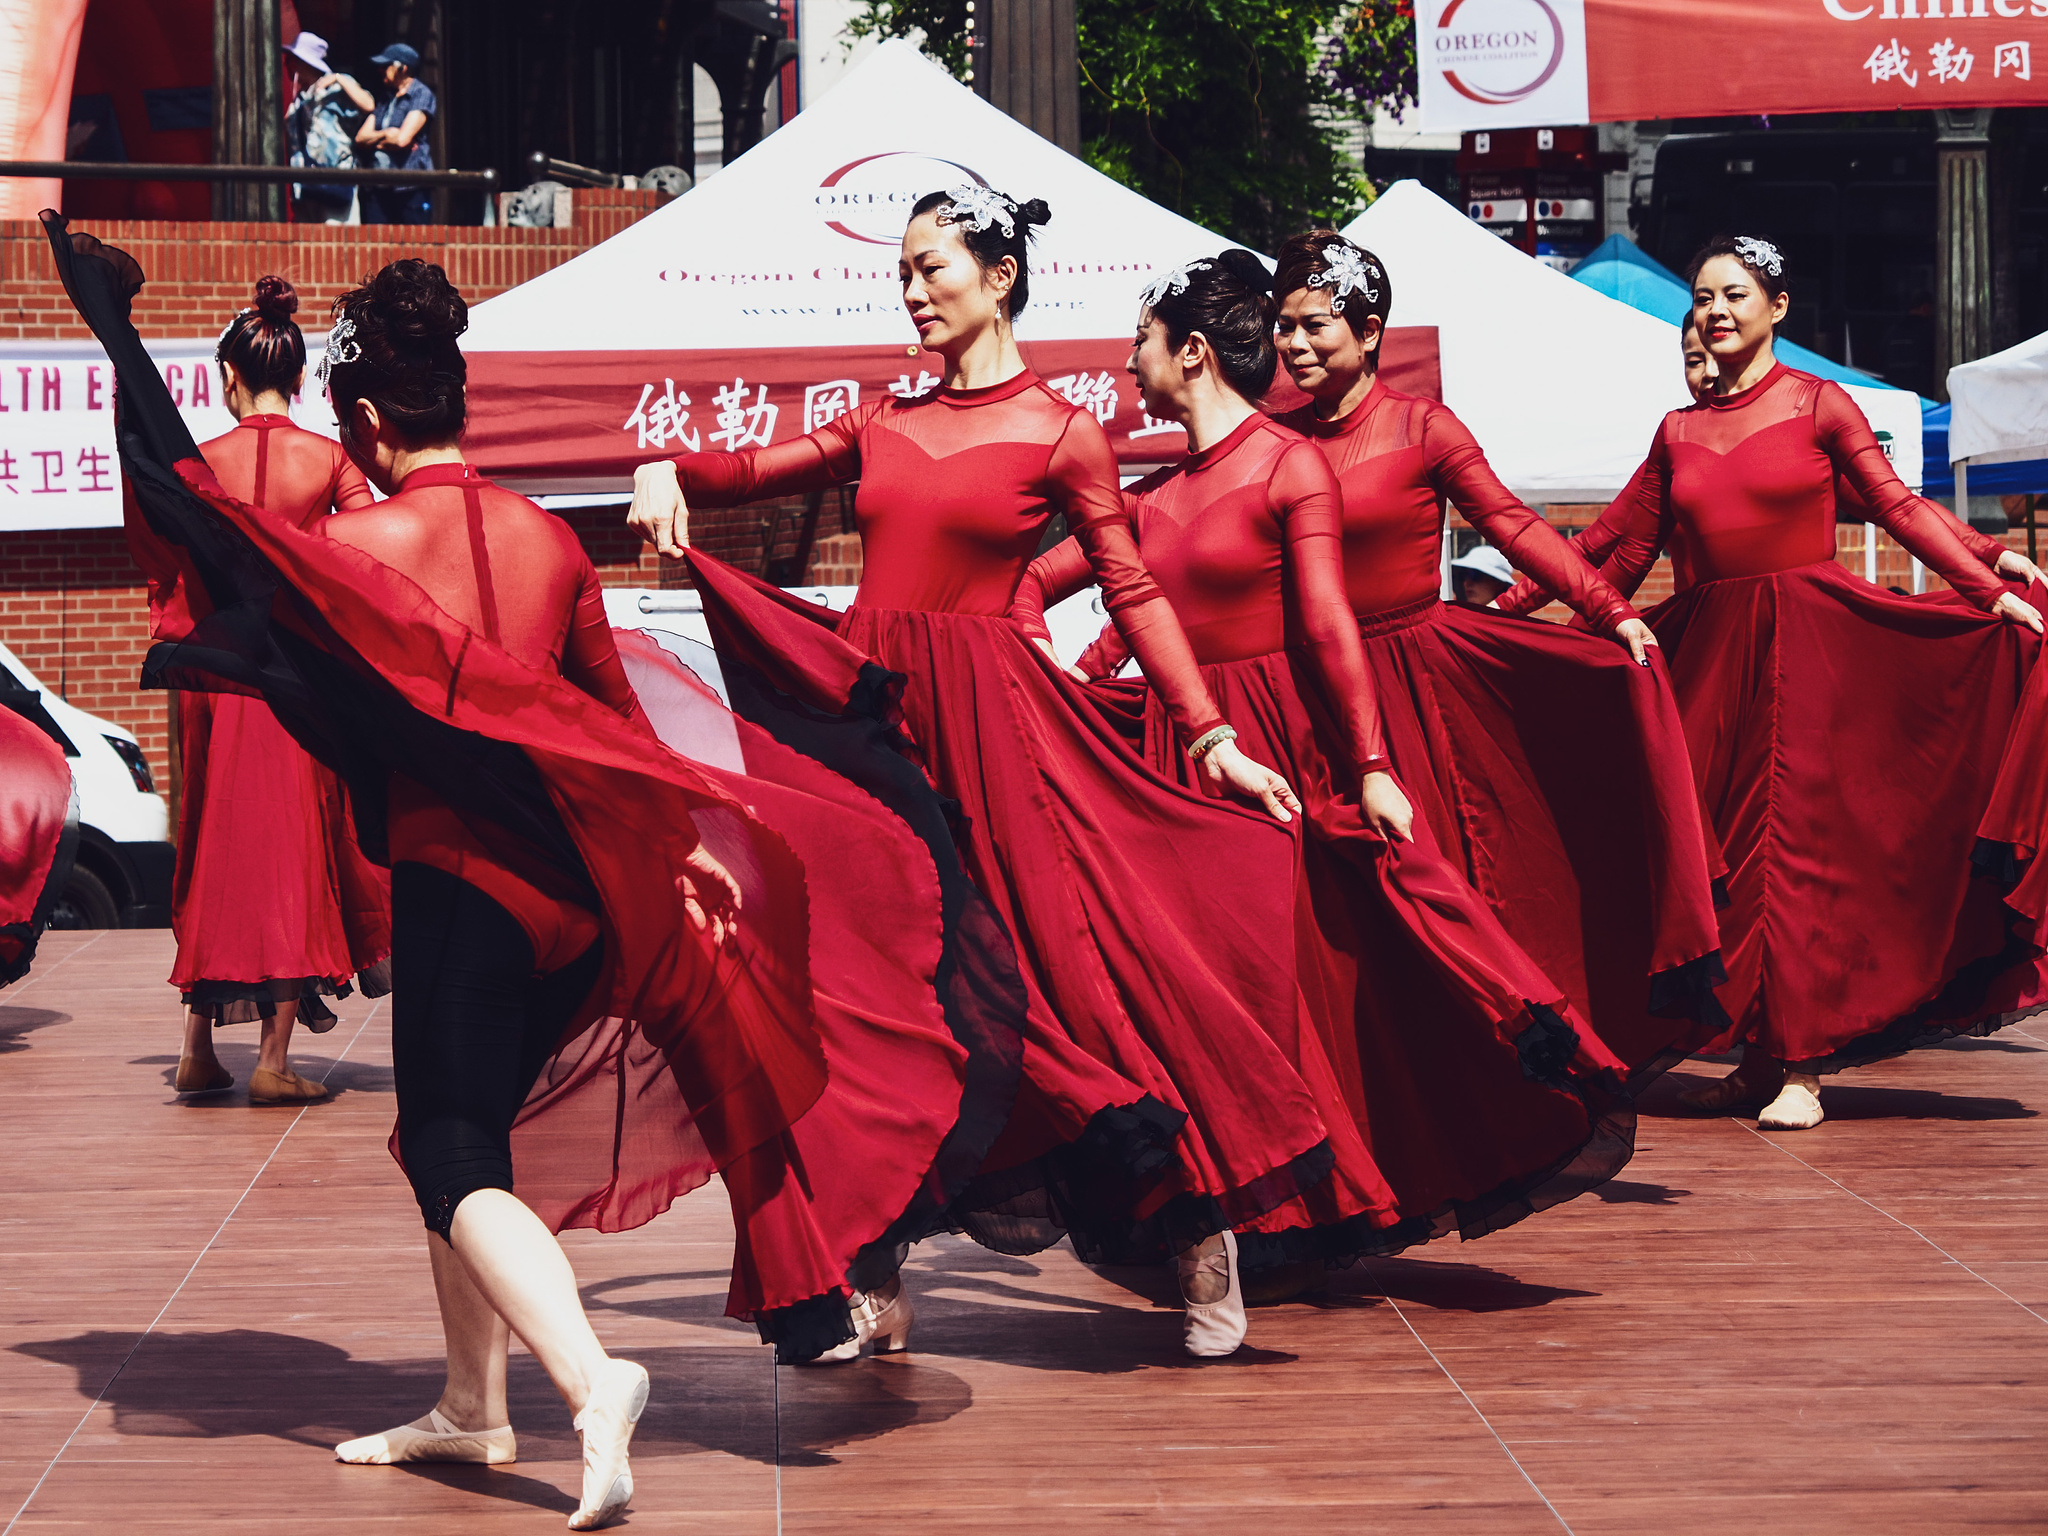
[0,639,173,929]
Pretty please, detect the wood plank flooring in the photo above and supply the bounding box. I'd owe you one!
[5,930,2047,1533]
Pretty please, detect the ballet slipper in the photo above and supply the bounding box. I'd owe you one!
[174,1057,233,1094]
[335,1408,516,1465]
[1757,1081,1825,1130]
[568,1359,649,1531]
[249,1065,331,1104]
[807,1276,915,1364]
[1178,1229,1246,1358]
[1677,1058,1784,1113]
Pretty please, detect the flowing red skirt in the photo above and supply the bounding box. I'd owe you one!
[170,687,390,1023]
[0,709,73,986]
[686,553,1339,1259]
[1650,561,2045,1067]
[1094,635,1638,1266]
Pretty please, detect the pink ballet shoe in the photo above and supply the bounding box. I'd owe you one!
[335,1408,516,1465]
[568,1359,649,1530]
[1758,1081,1825,1130]
[1178,1229,1246,1358]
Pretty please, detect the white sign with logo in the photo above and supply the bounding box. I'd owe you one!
[0,339,334,532]
[1418,0,1592,134]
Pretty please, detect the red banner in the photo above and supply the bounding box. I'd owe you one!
[1589,0,2043,120]
[464,331,1442,489]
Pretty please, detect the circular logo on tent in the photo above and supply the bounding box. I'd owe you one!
[1432,0,1566,105]
[817,153,988,245]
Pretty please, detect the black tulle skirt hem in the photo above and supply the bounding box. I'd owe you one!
[751,1289,858,1365]
[183,958,393,1031]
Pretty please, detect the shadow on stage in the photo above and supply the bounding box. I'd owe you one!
[0,1006,70,1054]
[127,1043,394,1102]
[1641,1069,2035,1123]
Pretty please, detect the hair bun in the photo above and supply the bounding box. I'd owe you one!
[367,258,469,350]
[253,274,298,320]
[1017,198,1052,229]
[1217,247,1274,298]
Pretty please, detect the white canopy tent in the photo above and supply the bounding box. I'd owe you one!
[462,39,1431,491]
[1948,330,2048,512]
[1343,181,1924,500]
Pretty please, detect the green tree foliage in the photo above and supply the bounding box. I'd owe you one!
[846,1,1421,250]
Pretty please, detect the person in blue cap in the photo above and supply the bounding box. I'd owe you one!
[356,42,435,224]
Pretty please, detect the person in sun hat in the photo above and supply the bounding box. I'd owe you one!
[283,32,373,224]
[1449,542,1516,608]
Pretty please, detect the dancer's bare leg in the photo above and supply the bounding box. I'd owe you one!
[175,1008,231,1092]
[427,1235,511,1431]
[255,998,299,1078]
[445,1189,610,1415]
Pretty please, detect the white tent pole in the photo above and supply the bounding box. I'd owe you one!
[1912,556,1926,594]
[1441,506,1453,599]
[1864,523,1878,585]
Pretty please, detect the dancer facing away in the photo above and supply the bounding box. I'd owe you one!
[1012,252,1642,1274]
[629,186,1343,1357]
[47,222,988,1529]
[162,279,390,1103]
[1508,234,2044,1130]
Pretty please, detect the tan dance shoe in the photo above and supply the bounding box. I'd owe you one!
[568,1359,649,1531]
[808,1276,915,1364]
[335,1408,516,1465]
[1757,1081,1825,1130]
[1179,1228,1247,1358]
[1677,1058,1784,1113]
[249,1065,332,1104]
[174,1057,234,1094]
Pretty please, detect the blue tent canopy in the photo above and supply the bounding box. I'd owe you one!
[1571,235,2047,498]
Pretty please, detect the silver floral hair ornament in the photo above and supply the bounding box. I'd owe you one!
[1732,236,1784,278]
[1306,242,1382,312]
[1138,259,1215,312]
[936,184,1017,240]
[315,315,362,388]
[214,309,252,354]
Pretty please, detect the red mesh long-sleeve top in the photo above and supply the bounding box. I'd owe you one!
[1272,384,1636,631]
[671,370,1227,744]
[1579,364,2007,608]
[1011,413,1391,775]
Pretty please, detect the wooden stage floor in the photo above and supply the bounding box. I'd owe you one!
[5,930,2048,1534]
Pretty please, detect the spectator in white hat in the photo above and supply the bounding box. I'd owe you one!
[283,32,373,224]
[1450,543,1516,608]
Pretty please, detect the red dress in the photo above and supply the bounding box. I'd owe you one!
[0,707,73,986]
[1531,363,2043,1068]
[168,415,390,1026]
[1240,385,1725,1076]
[672,370,1335,1260]
[1015,413,1634,1264]
[48,215,983,1359]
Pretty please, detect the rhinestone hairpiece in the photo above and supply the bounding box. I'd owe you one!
[215,308,251,355]
[1138,259,1214,312]
[936,184,1017,240]
[315,316,362,387]
[1732,236,1784,278]
[1306,242,1381,313]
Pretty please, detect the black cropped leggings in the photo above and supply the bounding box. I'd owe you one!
[390,862,603,1240]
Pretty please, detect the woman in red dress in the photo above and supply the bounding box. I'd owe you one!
[160,280,391,1103]
[1211,233,1723,1085]
[1012,251,1640,1274]
[1507,235,2044,1130]
[49,226,994,1524]
[628,187,1336,1356]
[0,706,74,987]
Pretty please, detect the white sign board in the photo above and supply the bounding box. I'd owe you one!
[1417,0,1592,134]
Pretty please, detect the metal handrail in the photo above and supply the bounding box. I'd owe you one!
[0,160,499,189]
[525,153,618,190]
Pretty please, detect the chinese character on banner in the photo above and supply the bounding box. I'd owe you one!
[1863,38,1918,87]
[711,379,778,451]
[0,449,17,494]
[803,380,859,433]
[1996,41,2030,80]
[888,370,940,399]
[1929,38,1974,83]
[31,450,64,493]
[75,446,113,493]
[1048,370,1120,427]
[1129,415,1185,440]
[623,379,701,452]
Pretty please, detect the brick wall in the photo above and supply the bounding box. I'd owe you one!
[0,193,670,804]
